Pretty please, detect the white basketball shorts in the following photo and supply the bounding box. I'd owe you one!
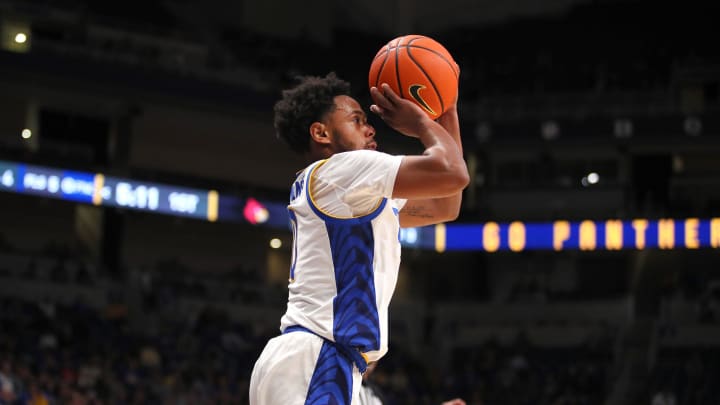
[249,329,363,405]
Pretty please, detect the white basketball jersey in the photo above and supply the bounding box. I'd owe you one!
[279,149,406,363]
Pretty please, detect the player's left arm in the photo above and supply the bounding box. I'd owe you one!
[399,103,465,228]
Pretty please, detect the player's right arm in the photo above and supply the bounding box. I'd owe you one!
[369,84,469,200]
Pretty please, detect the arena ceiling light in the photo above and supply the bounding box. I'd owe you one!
[14,32,27,44]
[1,20,31,52]
[581,172,599,187]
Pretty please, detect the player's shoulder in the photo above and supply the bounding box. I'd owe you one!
[330,149,384,161]
[311,152,368,181]
[326,149,398,167]
[312,150,402,183]
[301,151,370,172]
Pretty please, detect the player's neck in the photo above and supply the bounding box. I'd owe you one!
[305,145,334,163]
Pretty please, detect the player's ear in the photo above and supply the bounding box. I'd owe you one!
[310,122,330,145]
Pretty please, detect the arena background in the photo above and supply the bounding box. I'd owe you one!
[0,0,718,404]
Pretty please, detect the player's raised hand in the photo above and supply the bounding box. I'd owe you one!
[370,83,432,138]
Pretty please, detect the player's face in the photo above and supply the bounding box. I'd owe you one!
[325,95,377,153]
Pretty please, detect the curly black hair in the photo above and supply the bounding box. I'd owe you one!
[273,72,352,154]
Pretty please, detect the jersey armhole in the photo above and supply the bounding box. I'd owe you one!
[306,160,387,224]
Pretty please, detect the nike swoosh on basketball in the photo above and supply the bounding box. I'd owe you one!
[408,84,437,116]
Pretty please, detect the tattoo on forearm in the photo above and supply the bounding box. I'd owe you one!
[404,205,434,218]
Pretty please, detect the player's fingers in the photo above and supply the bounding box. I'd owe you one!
[380,83,403,105]
[369,104,385,116]
[371,88,395,113]
[370,86,393,109]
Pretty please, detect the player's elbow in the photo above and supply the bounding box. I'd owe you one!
[428,167,468,201]
[444,161,470,194]
[441,206,462,223]
[428,152,469,190]
[398,154,470,199]
[457,165,471,191]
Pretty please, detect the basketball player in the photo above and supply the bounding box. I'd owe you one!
[249,72,468,404]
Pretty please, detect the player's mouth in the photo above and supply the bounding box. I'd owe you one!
[366,142,377,150]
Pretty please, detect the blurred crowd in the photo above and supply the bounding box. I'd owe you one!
[3,237,720,404]
[2,231,720,405]
[1,291,622,405]
[644,348,720,405]
[0,294,268,405]
[0,256,622,405]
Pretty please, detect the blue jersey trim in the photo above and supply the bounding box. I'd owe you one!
[288,209,298,281]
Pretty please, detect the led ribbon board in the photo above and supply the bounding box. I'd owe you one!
[3,160,718,251]
[0,160,218,222]
[435,219,720,252]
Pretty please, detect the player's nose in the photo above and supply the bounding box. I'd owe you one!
[366,123,376,138]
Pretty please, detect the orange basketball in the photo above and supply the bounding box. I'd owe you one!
[369,34,459,119]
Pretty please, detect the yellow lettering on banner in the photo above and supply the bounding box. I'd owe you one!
[553,221,570,251]
[632,219,648,250]
[435,223,446,253]
[207,190,219,222]
[605,220,623,250]
[711,218,720,248]
[508,221,526,252]
[92,174,105,206]
[658,219,675,249]
[579,220,597,251]
[483,222,500,252]
[685,218,699,249]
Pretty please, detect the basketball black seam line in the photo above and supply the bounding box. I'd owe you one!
[394,38,403,99]
[374,48,390,88]
[385,44,458,81]
[406,38,445,114]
